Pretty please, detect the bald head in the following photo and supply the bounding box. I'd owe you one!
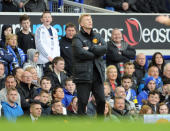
[136,53,146,67]
[164,63,170,78]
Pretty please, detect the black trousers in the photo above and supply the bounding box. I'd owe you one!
[76,70,105,115]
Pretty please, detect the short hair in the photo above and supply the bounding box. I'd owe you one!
[78,14,91,24]
[121,74,133,82]
[148,65,158,71]
[41,11,51,18]
[19,14,30,23]
[12,67,23,76]
[65,23,76,31]
[40,76,51,85]
[5,75,16,82]
[114,96,125,103]
[106,65,117,77]
[124,62,135,69]
[52,86,63,99]
[30,101,41,109]
[139,105,152,114]
[148,90,160,98]
[25,66,35,72]
[51,100,61,106]
[39,90,49,96]
[112,28,121,34]
[5,34,18,46]
[114,86,124,94]
[7,87,18,95]
[52,57,64,68]
[65,77,73,85]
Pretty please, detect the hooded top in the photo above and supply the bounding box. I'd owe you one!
[144,76,156,88]
[0,24,13,48]
[23,48,43,78]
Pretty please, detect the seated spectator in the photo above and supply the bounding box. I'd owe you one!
[124,62,138,92]
[0,75,21,106]
[0,48,13,76]
[6,34,26,72]
[17,71,38,113]
[30,101,42,122]
[51,100,66,116]
[25,67,40,88]
[111,97,133,121]
[0,63,6,90]
[143,91,160,114]
[36,76,52,95]
[121,75,138,105]
[138,65,163,93]
[12,67,24,85]
[67,96,78,116]
[106,28,136,77]
[104,82,114,107]
[149,52,166,78]
[46,57,67,89]
[0,24,13,48]
[157,102,169,114]
[39,91,51,116]
[133,53,146,85]
[104,0,138,12]
[24,0,47,12]
[162,63,170,82]
[104,102,112,120]
[1,88,24,122]
[63,78,76,107]
[106,65,119,96]
[17,14,36,54]
[23,49,43,78]
[137,76,156,106]
[52,87,67,108]
[1,0,19,12]
[139,105,153,115]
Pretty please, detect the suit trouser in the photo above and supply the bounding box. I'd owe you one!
[76,71,105,115]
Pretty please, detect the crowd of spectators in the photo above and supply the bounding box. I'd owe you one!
[0,11,170,122]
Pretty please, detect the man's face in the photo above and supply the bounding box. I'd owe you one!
[122,78,132,91]
[52,102,63,114]
[22,71,33,84]
[148,94,160,105]
[21,19,30,31]
[30,68,38,81]
[54,61,65,72]
[41,79,51,92]
[66,27,76,39]
[124,65,135,75]
[114,99,125,111]
[111,29,122,44]
[15,68,24,81]
[33,53,39,63]
[5,77,17,89]
[0,64,5,77]
[40,93,49,104]
[30,104,42,118]
[53,88,64,100]
[107,68,117,81]
[80,16,93,29]
[164,65,170,78]
[41,13,52,27]
[136,54,146,67]
[147,80,156,92]
[115,88,126,99]
[65,81,75,95]
[148,67,159,79]
[7,90,18,103]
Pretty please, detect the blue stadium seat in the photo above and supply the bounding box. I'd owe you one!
[105,7,115,11]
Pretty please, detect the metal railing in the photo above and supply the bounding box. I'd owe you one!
[48,0,117,13]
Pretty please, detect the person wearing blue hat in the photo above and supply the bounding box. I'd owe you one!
[137,76,156,107]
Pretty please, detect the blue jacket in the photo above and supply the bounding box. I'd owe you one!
[138,73,163,93]
[6,45,26,72]
[0,48,13,75]
[1,101,24,121]
[63,88,75,107]
[137,90,149,106]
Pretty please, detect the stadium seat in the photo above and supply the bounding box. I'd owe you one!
[105,6,115,11]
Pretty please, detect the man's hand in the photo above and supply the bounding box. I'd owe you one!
[83,46,89,50]
[122,2,129,11]
[155,15,170,25]
[48,56,53,62]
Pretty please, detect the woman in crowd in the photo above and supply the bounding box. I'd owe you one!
[157,103,169,114]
